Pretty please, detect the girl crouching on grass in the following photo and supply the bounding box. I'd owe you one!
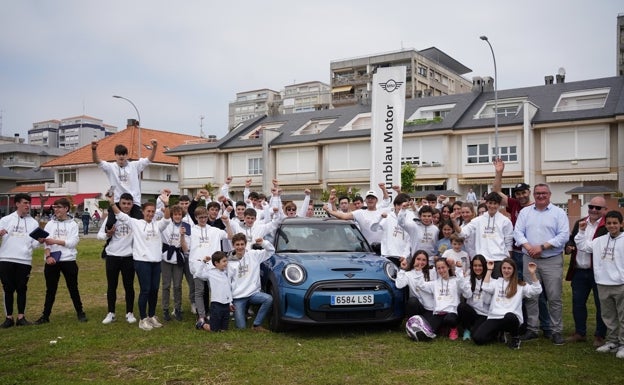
[472,258,541,349]
[413,257,471,340]
[457,254,491,340]
[396,250,436,320]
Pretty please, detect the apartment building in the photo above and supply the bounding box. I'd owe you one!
[29,115,117,149]
[330,47,473,107]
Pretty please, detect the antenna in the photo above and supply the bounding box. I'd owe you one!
[0,109,3,137]
[557,67,566,76]
[199,115,205,138]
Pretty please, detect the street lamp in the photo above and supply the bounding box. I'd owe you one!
[480,35,498,158]
[112,95,142,159]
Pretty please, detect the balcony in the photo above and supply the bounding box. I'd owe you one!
[2,159,36,168]
[331,94,357,106]
[44,181,78,194]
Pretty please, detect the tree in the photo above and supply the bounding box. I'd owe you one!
[401,164,416,193]
[320,185,361,202]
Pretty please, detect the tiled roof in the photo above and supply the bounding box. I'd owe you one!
[8,184,45,193]
[42,125,202,167]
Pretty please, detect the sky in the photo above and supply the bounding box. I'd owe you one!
[0,1,622,141]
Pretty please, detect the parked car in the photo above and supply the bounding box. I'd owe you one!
[261,217,404,332]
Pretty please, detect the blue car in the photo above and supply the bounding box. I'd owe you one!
[261,217,405,332]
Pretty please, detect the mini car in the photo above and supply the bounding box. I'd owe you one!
[261,217,404,332]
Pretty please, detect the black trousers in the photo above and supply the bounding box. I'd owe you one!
[0,261,32,316]
[472,313,521,345]
[405,297,433,320]
[457,302,488,332]
[42,260,84,318]
[209,302,231,331]
[105,255,135,314]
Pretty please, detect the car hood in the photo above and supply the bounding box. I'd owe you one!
[272,252,388,275]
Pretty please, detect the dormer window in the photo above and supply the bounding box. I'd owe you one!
[293,118,336,136]
[475,98,526,119]
[340,113,371,131]
[241,122,285,140]
[553,88,609,112]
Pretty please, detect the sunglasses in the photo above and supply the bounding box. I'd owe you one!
[588,205,605,211]
[285,208,296,212]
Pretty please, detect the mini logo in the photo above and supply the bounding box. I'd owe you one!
[379,79,404,93]
[344,273,355,278]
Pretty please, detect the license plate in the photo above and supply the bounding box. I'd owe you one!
[330,294,374,306]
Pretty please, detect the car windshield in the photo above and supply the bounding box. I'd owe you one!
[275,221,371,253]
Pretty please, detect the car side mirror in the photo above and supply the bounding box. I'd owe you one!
[370,242,381,255]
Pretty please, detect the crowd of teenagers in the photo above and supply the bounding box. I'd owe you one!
[1,142,623,357]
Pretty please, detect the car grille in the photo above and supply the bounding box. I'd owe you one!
[304,280,394,322]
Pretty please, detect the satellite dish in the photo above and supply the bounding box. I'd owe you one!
[557,67,566,76]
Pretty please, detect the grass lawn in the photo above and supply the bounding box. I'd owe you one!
[1,238,623,385]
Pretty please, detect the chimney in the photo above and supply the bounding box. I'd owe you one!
[483,76,494,92]
[472,76,483,93]
[14,133,20,143]
[545,75,554,85]
[126,118,139,127]
[556,74,565,84]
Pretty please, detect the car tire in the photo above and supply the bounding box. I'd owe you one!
[268,285,286,333]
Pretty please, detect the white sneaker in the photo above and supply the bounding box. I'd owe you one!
[596,342,619,353]
[138,318,153,331]
[617,347,624,359]
[101,312,115,325]
[125,312,137,324]
[191,303,197,314]
[148,316,163,328]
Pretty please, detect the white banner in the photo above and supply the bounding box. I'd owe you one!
[370,67,406,202]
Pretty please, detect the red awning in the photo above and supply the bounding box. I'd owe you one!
[29,193,101,209]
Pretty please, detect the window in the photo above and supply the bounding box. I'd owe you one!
[474,98,526,119]
[293,118,336,136]
[401,156,420,166]
[492,145,517,162]
[58,168,76,183]
[467,144,489,164]
[418,66,427,77]
[340,113,371,131]
[406,103,455,123]
[248,158,263,175]
[553,88,609,112]
[241,122,285,140]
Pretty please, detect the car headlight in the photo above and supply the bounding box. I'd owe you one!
[283,263,306,285]
[384,261,398,281]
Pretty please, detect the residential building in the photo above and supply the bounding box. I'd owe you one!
[329,47,473,107]
[167,76,624,216]
[282,81,331,115]
[228,89,281,130]
[28,115,117,149]
[0,143,69,172]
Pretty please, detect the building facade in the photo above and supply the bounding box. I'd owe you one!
[168,76,624,210]
[29,115,117,149]
[330,47,473,107]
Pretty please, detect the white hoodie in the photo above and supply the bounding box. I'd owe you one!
[43,217,79,262]
[228,240,275,299]
[0,212,40,265]
[575,230,624,286]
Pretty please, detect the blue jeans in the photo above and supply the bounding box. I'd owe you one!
[134,261,161,319]
[233,291,273,329]
[571,268,606,337]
